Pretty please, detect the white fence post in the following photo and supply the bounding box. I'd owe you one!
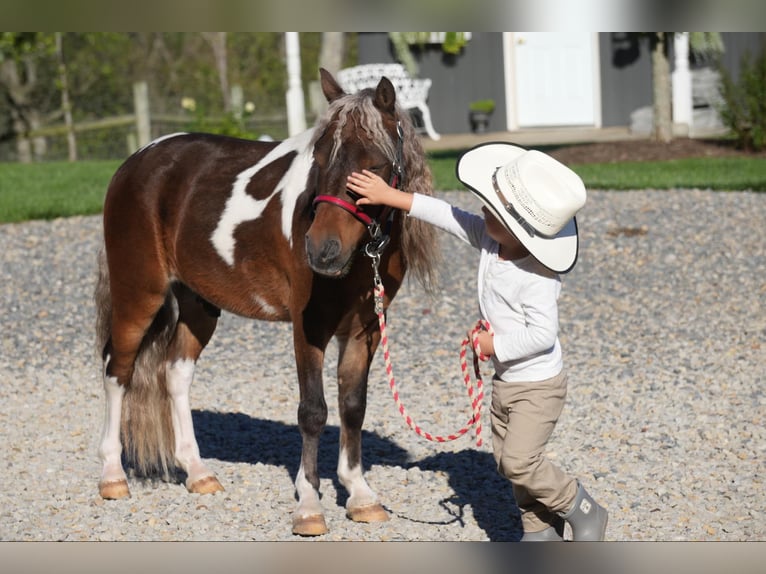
[672,33,692,136]
[231,84,244,121]
[133,81,151,149]
[285,32,306,136]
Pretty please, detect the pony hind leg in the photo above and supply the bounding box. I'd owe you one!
[164,284,224,495]
[335,324,389,524]
[98,369,131,499]
[97,273,174,499]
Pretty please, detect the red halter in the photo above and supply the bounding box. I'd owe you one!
[311,194,375,227]
[312,121,404,231]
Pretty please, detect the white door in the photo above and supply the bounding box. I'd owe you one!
[512,33,598,127]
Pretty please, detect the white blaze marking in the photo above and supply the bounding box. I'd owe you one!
[212,129,315,266]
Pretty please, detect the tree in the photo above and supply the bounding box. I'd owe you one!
[202,32,230,112]
[319,32,344,76]
[0,33,330,161]
[55,32,77,161]
[651,33,673,143]
[0,33,56,162]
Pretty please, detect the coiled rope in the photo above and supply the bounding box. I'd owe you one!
[372,279,492,448]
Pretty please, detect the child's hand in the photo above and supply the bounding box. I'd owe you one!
[468,329,494,358]
[347,170,392,206]
[347,170,414,212]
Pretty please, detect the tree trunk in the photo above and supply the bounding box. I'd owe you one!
[319,32,344,75]
[652,32,673,143]
[1,58,32,163]
[202,32,230,112]
[55,32,78,161]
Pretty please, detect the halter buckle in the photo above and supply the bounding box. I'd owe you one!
[364,220,390,260]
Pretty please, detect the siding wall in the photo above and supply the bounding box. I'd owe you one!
[357,32,507,135]
[598,33,653,127]
[356,32,765,135]
[715,32,766,77]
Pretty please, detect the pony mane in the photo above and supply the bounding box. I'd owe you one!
[312,90,441,294]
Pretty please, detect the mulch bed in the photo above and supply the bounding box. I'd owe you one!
[548,137,766,165]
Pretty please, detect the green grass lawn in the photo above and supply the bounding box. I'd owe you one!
[1,153,764,224]
[427,150,766,193]
[0,160,120,223]
[573,157,766,191]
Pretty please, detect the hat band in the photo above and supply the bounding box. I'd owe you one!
[491,170,553,239]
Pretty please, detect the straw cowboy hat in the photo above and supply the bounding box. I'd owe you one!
[456,142,587,273]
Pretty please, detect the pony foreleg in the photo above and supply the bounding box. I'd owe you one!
[98,371,130,499]
[336,330,389,524]
[165,359,224,494]
[338,445,388,523]
[293,459,328,536]
[292,352,330,536]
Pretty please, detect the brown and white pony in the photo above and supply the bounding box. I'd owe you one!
[94,68,439,536]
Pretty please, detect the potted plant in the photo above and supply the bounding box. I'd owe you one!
[469,99,495,133]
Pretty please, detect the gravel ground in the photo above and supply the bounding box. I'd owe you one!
[1,189,764,542]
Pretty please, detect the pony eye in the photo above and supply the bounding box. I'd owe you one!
[347,189,362,201]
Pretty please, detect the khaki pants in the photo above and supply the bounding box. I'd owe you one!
[490,370,578,533]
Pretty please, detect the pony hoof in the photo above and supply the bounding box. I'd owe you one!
[99,479,131,500]
[347,503,389,523]
[188,476,225,495]
[292,514,328,537]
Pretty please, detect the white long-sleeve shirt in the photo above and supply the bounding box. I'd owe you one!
[409,193,563,382]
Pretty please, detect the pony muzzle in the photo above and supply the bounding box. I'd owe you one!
[305,233,356,277]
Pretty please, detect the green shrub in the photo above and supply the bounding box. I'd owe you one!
[469,99,495,114]
[716,48,766,151]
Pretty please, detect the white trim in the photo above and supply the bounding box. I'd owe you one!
[672,32,692,133]
[590,32,603,128]
[502,33,519,131]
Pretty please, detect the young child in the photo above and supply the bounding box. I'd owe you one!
[347,142,608,541]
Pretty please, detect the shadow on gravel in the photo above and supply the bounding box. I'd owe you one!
[193,409,521,541]
[192,409,409,489]
[402,451,522,541]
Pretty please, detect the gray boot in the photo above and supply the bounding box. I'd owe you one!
[558,481,608,541]
[521,517,565,542]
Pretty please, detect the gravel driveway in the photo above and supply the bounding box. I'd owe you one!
[1,189,764,541]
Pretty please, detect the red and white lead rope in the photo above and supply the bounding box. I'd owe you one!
[373,282,492,448]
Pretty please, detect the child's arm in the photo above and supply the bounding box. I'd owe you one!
[492,281,560,362]
[347,170,414,212]
[349,169,486,250]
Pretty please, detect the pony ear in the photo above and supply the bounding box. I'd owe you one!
[374,76,397,113]
[319,68,346,102]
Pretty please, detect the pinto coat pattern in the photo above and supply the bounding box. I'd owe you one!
[94,69,439,536]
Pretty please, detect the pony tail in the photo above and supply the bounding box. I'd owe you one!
[94,248,176,480]
[122,300,176,480]
[397,108,442,294]
[94,248,112,360]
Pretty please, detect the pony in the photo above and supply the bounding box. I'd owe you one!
[94,68,439,536]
